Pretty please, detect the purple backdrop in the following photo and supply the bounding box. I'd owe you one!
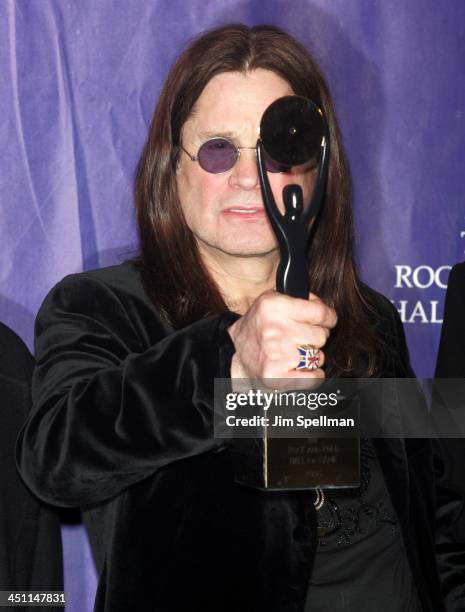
[2,1,464,609]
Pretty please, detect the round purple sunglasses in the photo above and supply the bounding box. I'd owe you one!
[180,137,290,174]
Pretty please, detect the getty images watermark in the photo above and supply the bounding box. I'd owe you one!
[223,388,355,430]
[214,378,465,439]
[214,382,361,438]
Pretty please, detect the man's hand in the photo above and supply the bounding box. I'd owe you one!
[228,290,337,389]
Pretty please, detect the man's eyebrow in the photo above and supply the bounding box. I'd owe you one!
[197,130,236,140]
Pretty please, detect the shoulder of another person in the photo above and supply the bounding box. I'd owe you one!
[0,322,33,383]
[448,261,465,291]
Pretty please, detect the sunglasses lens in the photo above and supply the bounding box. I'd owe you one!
[264,152,291,174]
[197,138,238,173]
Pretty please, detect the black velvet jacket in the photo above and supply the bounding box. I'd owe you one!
[16,261,465,611]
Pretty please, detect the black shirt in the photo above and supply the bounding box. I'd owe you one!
[305,440,420,611]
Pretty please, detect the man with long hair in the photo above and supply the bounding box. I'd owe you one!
[17,24,463,611]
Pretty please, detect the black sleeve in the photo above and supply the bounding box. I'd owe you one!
[0,323,63,595]
[0,323,34,380]
[433,264,465,608]
[381,296,465,608]
[16,274,238,508]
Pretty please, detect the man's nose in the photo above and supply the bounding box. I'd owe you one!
[228,148,260,190]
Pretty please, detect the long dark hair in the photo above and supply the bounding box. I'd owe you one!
[135,24,384,375]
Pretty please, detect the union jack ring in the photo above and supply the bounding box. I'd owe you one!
[296,344,320,371]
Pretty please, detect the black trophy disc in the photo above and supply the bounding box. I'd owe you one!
[260,95,325,167]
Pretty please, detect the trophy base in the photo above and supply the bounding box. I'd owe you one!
[233,437,360,491]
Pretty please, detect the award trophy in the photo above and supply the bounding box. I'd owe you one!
[233,97,360,504]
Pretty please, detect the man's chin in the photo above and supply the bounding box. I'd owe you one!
[217,242,279,258]
[195,235,279,260]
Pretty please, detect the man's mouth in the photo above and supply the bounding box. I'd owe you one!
[227,208,263,213]
[224,204,265,214]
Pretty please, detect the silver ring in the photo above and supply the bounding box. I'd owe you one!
[314,486,325,511]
